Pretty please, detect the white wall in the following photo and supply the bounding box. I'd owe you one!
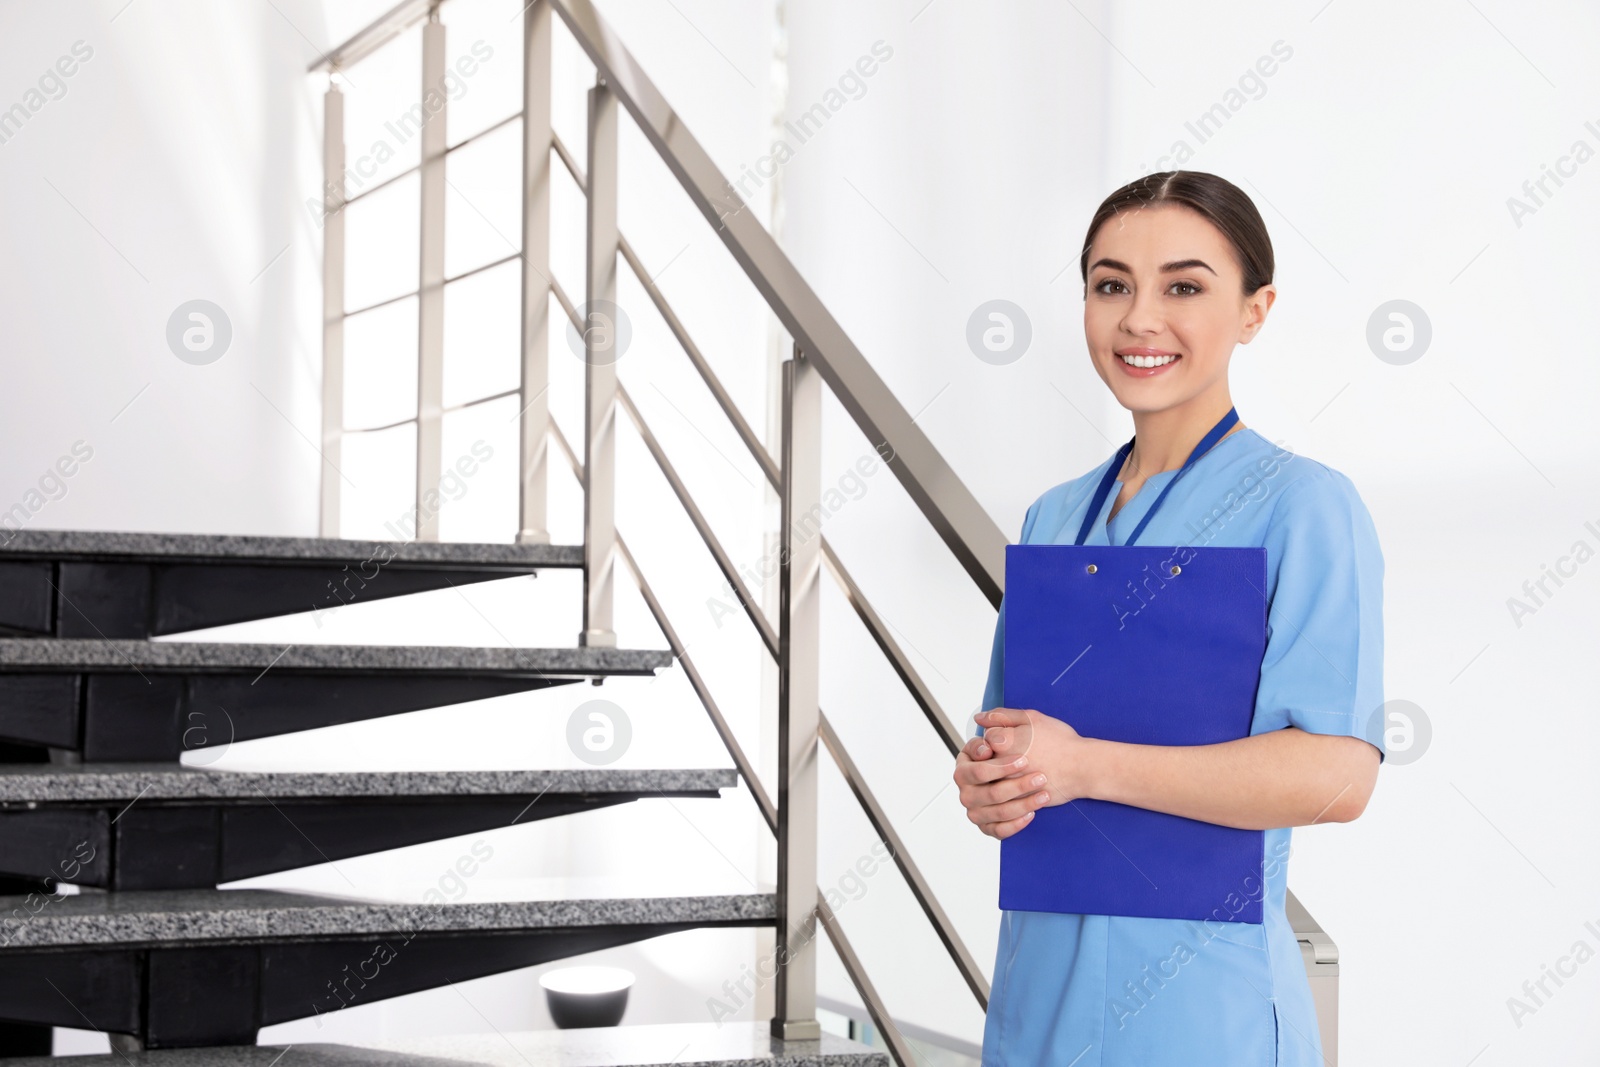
[0,0,329,537]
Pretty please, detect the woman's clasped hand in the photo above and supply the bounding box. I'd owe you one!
[953,708,1096,840]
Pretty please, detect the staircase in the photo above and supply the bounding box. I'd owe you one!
[0,532,859,1062]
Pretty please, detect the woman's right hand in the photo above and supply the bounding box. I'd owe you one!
[954,733,1051,840]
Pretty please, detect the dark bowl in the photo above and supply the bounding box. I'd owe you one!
[544,985,630,1029]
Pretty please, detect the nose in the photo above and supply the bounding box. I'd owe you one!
[1119,285,1164,336]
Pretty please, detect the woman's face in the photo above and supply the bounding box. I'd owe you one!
[1082,203,1274,416]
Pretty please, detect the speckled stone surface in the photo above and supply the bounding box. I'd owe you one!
[0,1044,478,1065]
[0,1023,888,1066]
[0,764,736,803]
[0,529,585,567]
[0,889,775,949]
[370,1022,890,1066]
[0,639,673,675]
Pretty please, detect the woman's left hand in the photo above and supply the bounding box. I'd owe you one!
[972,708,1095,812]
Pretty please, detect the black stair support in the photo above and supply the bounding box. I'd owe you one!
[0,670,576,762]
[0,558,565,640]
[0,675,80,751]
[0,921,765,1049]
[0,790,723,890]
[0,563,53,637]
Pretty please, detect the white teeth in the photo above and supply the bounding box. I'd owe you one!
[1120,353,1179,368]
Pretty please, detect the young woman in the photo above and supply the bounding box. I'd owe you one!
[954,171,1385,1065]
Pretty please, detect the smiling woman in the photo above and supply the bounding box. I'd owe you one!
[955,171,1387,1067]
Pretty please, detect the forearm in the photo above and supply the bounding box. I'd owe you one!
[1081,726,1377,830]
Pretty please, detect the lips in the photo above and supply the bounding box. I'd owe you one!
[1114,349,1182,377]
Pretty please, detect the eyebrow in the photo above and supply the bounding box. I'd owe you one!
[1088,257,1218,276]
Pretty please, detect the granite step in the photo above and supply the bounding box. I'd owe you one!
[0,529,585,639]
[0,1021,890,1065]
[0,889,775,1049]
[0,640,674,762]
[0,765,736,890]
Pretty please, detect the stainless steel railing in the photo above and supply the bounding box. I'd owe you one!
[310,1,1340,1059]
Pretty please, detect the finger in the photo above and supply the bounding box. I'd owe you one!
[982,725,1035,761]
[982,810,1037,840]
[968,788,1052,828]
[975,708,1030,730]
[961,735,992,761]
[960,770,1051,810]
[953,752,1031,786]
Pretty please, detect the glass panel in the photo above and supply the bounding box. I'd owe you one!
[340,422,417,541]
[443,258,519,409]
[339,24,423,194]
[344,170,419,312]
[439,0,524,146]
[444,116,521,278]
[343,295,419,431]
[438,393,519,543]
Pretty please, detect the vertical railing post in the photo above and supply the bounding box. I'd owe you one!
[772,344,821,1040]
[414,3,447,542]
[319,78,346,539]
[579,77,618,647]
[516,0,553,546]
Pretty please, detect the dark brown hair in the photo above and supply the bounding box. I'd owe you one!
[1078,171,1274,296]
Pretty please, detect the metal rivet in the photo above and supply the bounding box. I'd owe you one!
[1170,565,1181,576]
[1086,564,1097,574]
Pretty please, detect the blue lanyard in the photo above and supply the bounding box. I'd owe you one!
[1073,407,1240,547]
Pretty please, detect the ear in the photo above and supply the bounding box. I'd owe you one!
[1239,284,1276,344]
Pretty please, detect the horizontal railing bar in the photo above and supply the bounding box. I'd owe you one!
[344,414,415,436]
[820,540,964,757]
[618,238,780,488]
[310,0,431,73]
[817,898,917,1067]
[550,274,581,332]
[445,251,520,287]
[553,127,781,493]
[342,163,420,208]
[448,110,520,155]
[546,416,778,833]
[444,387,519,415]
[344,289,418,319]
[819,714,989,1008]
[552,127,584,189]
[614,384,778,660]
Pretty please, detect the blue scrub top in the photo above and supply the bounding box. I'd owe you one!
[979,427,1386,1067]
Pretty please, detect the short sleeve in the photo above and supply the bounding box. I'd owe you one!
[1250,470,1387,762]
[976,497,1043,737]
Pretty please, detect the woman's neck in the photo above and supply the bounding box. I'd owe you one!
[1124,398,1243,477]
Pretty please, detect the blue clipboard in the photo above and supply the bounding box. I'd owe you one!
[999,542,1269,923]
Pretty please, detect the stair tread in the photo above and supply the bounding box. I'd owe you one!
[0,764,736,802]
[0,1022,889,1065]
[0,888,774,949]
[0,529,585,567]
[0,640,673,673]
